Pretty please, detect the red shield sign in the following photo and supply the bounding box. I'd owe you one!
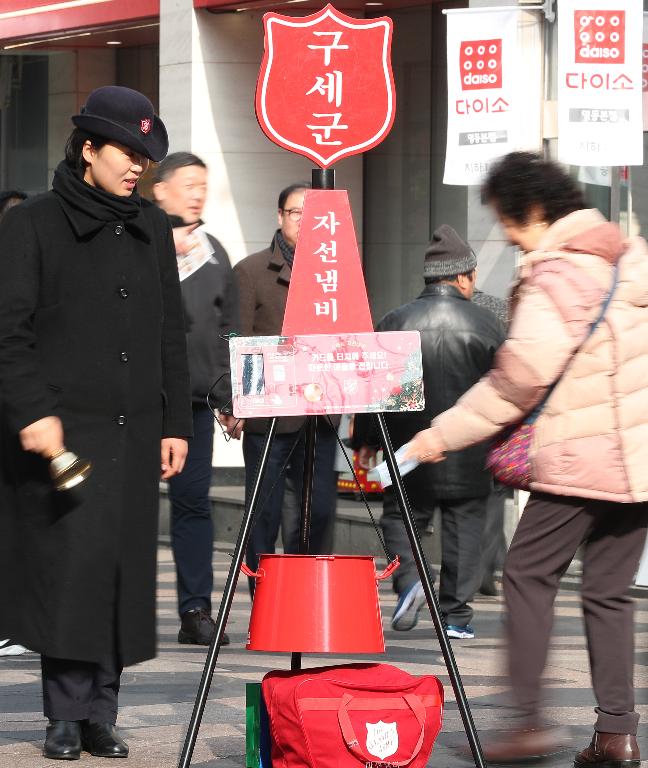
[256,3,395,168]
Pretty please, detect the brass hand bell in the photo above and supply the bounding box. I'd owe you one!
[48,448,93,491]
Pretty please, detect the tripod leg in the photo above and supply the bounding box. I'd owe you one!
[291,415,317,671]
[375,414,488,768]
[177,418,278,768]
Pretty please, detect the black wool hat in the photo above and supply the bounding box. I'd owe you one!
[424,224,477,278]
[72,86,168,162]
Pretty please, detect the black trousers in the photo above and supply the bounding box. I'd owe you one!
[243,423,338,575]
[479,483,508,585]
[168,404,215,616]
[41,655,122,723]
[380,485,488,627]
[505,492,648,734]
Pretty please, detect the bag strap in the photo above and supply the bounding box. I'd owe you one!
[526,261,619,425]
[298,694,442,712]
[337,692,426,767]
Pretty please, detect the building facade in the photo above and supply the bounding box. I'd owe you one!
[1,0,646,466]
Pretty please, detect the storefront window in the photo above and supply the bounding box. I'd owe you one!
[0,55,49,194]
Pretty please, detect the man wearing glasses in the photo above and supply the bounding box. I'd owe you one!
[233,182,339,589]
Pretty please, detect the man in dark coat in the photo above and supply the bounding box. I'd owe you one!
[0,188,28,658]
[354,225,505,639]
[152,152,239,646]
[0,86,192,760]
[233,182,339,584]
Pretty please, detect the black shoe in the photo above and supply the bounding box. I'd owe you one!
[81,721,129,758]
[178,607,230,646]
[43,720,82,760]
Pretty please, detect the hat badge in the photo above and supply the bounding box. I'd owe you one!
[140,118,152,135]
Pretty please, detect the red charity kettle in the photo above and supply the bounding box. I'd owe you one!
[241,554,400,653]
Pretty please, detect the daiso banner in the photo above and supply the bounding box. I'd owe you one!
[558,0,643,166]
[444,8,523,186]
[573,9,625,63]
[459,39,503,90]
[643,13,648,129]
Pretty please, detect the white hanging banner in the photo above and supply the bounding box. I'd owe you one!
[558,0,643,166]
[444,8,521,186]
[643,12,648,129]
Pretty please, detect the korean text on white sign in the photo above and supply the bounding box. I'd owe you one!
[558,0,643,167]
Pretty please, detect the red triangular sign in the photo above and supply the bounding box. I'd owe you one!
[282,189,373,335]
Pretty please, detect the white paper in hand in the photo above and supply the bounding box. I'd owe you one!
[367,442,419,488]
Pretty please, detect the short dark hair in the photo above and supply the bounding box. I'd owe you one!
[152,152,207,183]
[64,128,108,175]
[425,269,475,285]
[481,152,585,226]
[278,182,311,211]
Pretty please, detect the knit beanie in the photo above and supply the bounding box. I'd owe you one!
[424,225,477,278]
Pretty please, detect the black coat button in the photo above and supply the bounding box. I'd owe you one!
[120,352,129,362]
[115,224,124,235]
[115,415,127,426]
[119,287,129,298]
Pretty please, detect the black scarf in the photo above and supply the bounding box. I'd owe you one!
[168,214,205,229]
[275,228,295,268]
[52,160,143,224]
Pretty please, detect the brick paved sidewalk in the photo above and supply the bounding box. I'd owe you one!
[1,547,646,767]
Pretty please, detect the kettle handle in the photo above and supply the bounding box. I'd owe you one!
[240,563,265,580]
[375,556,400,581]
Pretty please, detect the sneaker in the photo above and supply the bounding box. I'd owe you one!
[391,581,426,631]
[178,608,230,646]
[0,638,28,656]
[446,624,475,639]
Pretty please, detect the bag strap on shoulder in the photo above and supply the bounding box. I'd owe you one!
[526,261,619,425]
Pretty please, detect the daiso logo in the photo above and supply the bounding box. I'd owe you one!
[574,10,625,64]
[460,39,502,91]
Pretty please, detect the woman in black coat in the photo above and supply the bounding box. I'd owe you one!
[0,86,192,760]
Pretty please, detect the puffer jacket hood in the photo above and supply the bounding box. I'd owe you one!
[533,209,648,308]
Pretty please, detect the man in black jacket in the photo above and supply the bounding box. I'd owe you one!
[153,153,239,645]
[354,226,505,638]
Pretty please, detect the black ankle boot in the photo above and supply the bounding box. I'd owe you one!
[81,721,129,758]
[43,720,82,760]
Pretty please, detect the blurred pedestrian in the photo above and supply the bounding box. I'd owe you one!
[0,86,192,760]
[354,225,505,639]
[0,188,29,658]
[408,152,648,766]
[234,182,338,587]
[153,152,239,647]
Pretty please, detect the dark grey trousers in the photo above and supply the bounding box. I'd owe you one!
[479,484,508,586]
[504,492,648,734]
[380,486,488,627]
[41,656,122,723]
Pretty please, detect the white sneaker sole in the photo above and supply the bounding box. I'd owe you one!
[0,644,28,656]
[392,584,426,631]
[446,628,474,639]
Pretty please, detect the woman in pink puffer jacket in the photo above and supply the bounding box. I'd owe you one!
[409,153,648,768]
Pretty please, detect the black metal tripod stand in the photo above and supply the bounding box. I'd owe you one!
[177,168,488,768]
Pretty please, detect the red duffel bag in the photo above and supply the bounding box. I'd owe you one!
[262,663,444,768]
